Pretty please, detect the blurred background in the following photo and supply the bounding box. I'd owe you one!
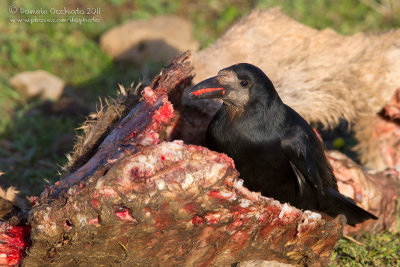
[0,1,399,263]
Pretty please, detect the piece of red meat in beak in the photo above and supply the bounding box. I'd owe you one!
[189,76,226,99]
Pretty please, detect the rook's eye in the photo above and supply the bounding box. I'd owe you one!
[240,80,248,87]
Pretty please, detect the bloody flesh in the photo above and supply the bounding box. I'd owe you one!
[191,87,225,96]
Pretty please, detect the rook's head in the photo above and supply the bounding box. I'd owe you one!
[189,63,278,107]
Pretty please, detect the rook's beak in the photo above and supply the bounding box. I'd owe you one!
[189,76,226,99]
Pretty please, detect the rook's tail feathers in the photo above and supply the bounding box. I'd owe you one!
[326,189,377,226]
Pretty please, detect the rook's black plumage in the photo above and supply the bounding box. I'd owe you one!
[189,63,377,225]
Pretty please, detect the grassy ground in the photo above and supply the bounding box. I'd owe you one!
[0,0,399,265]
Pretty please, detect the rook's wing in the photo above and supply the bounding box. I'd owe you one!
[281,126,325,194]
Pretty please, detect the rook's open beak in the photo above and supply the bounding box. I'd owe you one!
[189,76,226,99]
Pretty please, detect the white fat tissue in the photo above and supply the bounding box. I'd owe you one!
[158,141,185,161]
[77,214,87,225]
[95,178,105,190]
[181,173,195,190]
[155,179,165,190]
[135,154,157,173]
[239,198,251,208]
[137,131,159,146]
[234,179,244,188]
[220,190,236,200]
[67,187,76,195]
[301,210,322,224]
[208,163,226,181]
[307,211,322,221]
[142,86,156,103]
[39,209,50,228]
[279,203,292,219]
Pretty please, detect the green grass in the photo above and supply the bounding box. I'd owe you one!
[0,105,79,195]
[257,0,400,34]
[0,0,399,265]
[331,232,400,266]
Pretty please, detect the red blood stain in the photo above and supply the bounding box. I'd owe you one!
[192,216,204,226]
[192,87,224,96]
[146,130,160,145]
[204,213,221,224]
[91,199,100,208]
[231,206,250,217]
[0,224,31,266]
[208,191,225,200]
[100,188,117,197]
[153,102,174,124]
[227,219,244,232]
[231,219,244,228]
[266,206,281,216]
[186,145,200,151]
[161,155,166,160]
[89,217,99,225]
[114,210,137,223]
